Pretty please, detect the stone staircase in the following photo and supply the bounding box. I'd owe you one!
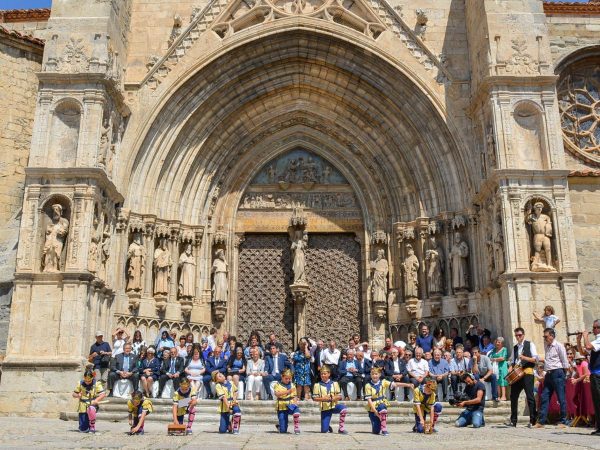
[61,399,521,425]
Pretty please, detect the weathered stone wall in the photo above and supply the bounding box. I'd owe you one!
[0,35,43,355]
[569,177,600,329]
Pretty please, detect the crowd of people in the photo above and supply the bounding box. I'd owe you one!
[76,311,599,437]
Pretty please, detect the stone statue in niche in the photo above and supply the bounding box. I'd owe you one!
[322,165,331,184]
[527,201,555,272]
[178,243,196,299]
[99,116,112,167]
[370,249,388,304]
[153,237,172,295]
[402,243,420,299]
[42,204,70,272]
[449,231,469,292]
[291,230,308,284]
[126,232,145,292]
[425,236,444,295]
[212,249,228,302]
[100,223,111,281]
[88,217,100,274]
[486,127,497,169]
[267,164,276,184]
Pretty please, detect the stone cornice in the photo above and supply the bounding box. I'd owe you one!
[0,25,44,54]
[543,1,600,16]
[0,8,50,23]
[569,168,600,177]
[25,167,124,204]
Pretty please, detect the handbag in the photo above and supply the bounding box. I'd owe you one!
[491,361,499,378]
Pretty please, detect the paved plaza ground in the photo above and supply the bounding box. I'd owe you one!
[0,417,597,449]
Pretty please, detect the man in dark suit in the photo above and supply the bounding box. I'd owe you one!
[263,343,291,399]
[108,343,139,395]
[158,347,185,397]
[204,345,227,398]
[312,339,325,385]
[384,347,410,400]
[338,349,368,400]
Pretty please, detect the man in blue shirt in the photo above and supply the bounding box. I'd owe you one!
[429,349,450,401]
[338,349,365,400]
[454,372,486,428]
[88,331,112,383]
[416,325,434,353]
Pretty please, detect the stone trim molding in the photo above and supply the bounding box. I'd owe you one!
[0,8,51,23]
[543,1,600,16]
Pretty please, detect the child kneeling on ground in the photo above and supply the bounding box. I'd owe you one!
[214,370,242,434]
[128,390,153,435]
[73,369,106,433]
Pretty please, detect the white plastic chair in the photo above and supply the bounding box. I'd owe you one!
[346,382,358,400]
[112,379,133,399]
[161,380,174,399]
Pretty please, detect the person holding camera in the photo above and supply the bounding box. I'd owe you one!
[576,320,600,436]
[454,372,486,428]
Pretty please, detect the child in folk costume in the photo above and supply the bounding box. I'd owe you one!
[274,369,301,434]
[311,365,349,434]
[364,367,393,436]
[127,390,153,435]
[171,377,197,435]
[413,379,443,433]
[214,370,242,434]
[72,369,106,433]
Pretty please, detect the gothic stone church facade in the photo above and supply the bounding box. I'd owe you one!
[0,0,599,414]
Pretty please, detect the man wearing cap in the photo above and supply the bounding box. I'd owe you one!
[89,331,112,383]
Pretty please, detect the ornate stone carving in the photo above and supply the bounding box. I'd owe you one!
[116,207,130,231]
[212,248,228,303]
[500,39,539,75]
[486,127,497,170]
[178,243,196,300]
[371,230,388,245]
[213,226,227,245]
[100,223,111,282]
[291,230,308,285]
[98,116,112,167]
[126,232,145,292]
[425,236,444,296]
[414,9,428,39]
[88,216,100,274]
[153,237,172,295]
[402,243,419,299]
[42,204,70,273]
[370,248,388,318]
[61,37,89,73]
[449,231,469,292]
[526,201,556,272]
[451,215,467,230]
[168,14,183,47]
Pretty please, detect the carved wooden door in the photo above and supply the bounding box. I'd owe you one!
[237,234,362,351]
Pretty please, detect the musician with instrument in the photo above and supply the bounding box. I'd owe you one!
[506,327,537,428]
[576,320,600,436]
[214,370,242,434]
[72,369,106,433]
[274,369,301,434]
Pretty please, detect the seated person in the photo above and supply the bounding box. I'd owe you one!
[108,342,139,396]
[429,349,450,401]
[384,348,412,400]
[454,372,486,428]
[204,346,227,399]
[407,347,430,387]
[338,349,365,400]
[449,344,469,398]
[468,346,498,402]
[158,347,185,397]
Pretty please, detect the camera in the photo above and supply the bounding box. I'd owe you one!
[448,392,470,406]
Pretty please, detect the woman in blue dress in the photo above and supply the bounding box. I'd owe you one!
[227,347,247,399]
[292,338,313,400]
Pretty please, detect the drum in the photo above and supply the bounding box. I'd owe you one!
[504,366,525,385]
[424,423,433,434]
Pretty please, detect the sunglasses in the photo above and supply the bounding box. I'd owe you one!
[514,334,523,337]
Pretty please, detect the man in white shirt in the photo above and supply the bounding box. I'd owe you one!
[507,327,538,427]
[320,340,341,380]
[407,347,430,387]
[207,327,218,352]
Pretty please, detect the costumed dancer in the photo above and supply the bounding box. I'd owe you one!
[311,365,348,434]
[171,377,197,435]
[274,368,301,434]
[72,369,106,433]
[364,367,393,436]
[128,390,153,435]
[413,379,442,433]
[214,370,242,434]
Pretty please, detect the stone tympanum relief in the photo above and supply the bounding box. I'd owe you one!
[402,243,419,299]
[212,248,228,303]
[526,201,556,272]
[178,243,196,299]
[449,231,469,292]
[425,236,444,296]
[153,237,172,296]
[41,203,70,273]
[126,232,145,292]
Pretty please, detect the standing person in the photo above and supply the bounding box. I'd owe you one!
[155,329,175,353]
[312,339,325,383]
[312,365,348,434]
[112,328,130,357]
[506,327,537,427]
[172,377,197,435]
[214,371,242,434]
[364,367,392,436]
[131,330,146,356]
[207,328,218,353]
[127,391,153,435]
[489,337,508,401]
[73,369,106,433]
[533,305,560,330]
[274,369,301,434]
[449,328,463,348]
[320,340,341,381]
[88,331,112,383]
[292,339,312,400]
[576,320,600,436]
[266,333,285,356]
[416,325,434,354]
[454,372,486,428]
[535,328,570,428]
[176,336,189,359]
[413,379,443,433]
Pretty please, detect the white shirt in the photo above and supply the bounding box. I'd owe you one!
[515,341,538,362]
[321,348,341,365]
[591,333,600,352]
[393,358,401,374]
[112,338,125,357]
[132,341,146,355]
[273,354,280,374]
[208,335,217,351]
[407,358,429,377]
[177,345,188,359]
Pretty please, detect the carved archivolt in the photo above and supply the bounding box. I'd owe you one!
[212,0,386,40]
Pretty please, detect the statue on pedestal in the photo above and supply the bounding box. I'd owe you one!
[449,231,469,292]
[126,232,145,292]
[212,249,228,303]
[291,230,308,285]
[42,203,69,272]
[100,223,110,282]
[402,244,420,299]
[370,249,388,304]
[153,237,172,295]
[425,236,444,295]
[527,201,555,272]
[178,243,196,299]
